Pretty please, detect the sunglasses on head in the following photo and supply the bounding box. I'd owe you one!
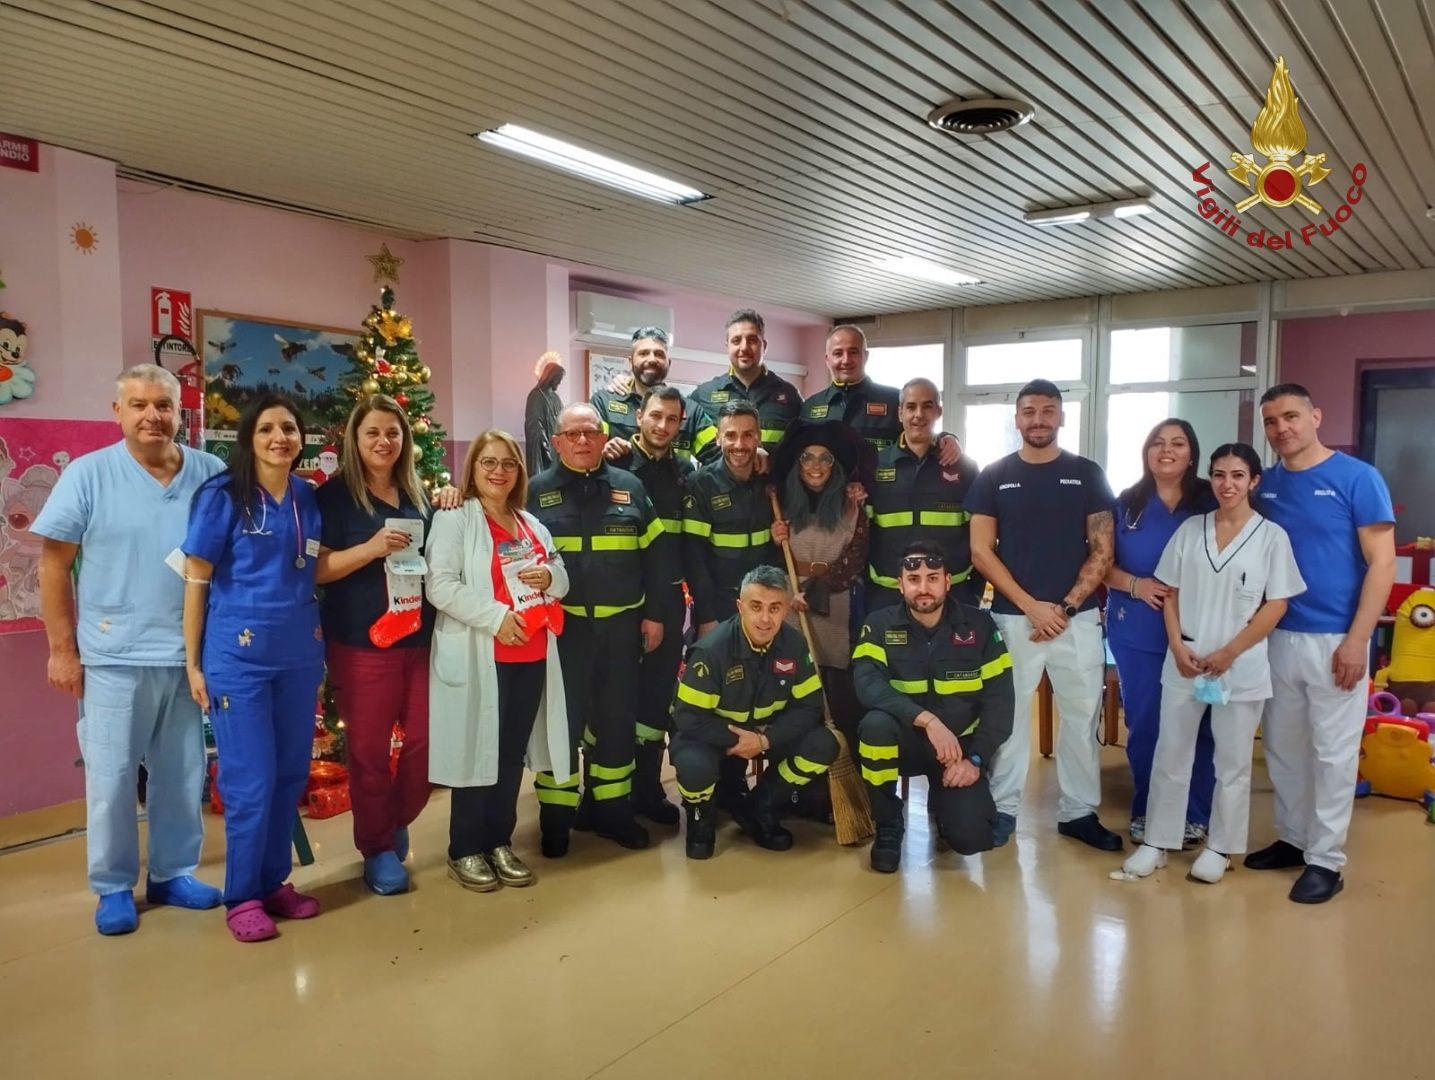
[901,554,946,571]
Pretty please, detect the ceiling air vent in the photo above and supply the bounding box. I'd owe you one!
[927,98,1034,136]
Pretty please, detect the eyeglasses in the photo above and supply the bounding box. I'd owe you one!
[556,429,604,441]
[479,457,520,473]
[799,451,835,467]
[901,554,946,571]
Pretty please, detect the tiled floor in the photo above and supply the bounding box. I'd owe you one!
[1,736,1431,1079]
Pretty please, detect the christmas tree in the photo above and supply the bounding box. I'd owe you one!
[338,286,450,488]
[314,284,451,762]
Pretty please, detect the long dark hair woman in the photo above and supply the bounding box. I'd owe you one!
[182,393,326,943]
[1103,418,1218,849]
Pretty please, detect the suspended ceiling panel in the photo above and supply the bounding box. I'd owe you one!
[3,0,1433,315]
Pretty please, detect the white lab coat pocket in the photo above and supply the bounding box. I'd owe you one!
[430,622,472,688]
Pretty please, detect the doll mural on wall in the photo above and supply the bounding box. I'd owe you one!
[0,435,60,621]
[0,313,35,405]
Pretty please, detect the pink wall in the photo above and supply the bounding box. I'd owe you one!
[1280,310,1435,447]
[1,146,125,818]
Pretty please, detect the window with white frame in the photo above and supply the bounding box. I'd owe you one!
[954,334,1091,468]
[866,343,944,395]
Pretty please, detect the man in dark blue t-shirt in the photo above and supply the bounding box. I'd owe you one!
[967,380,1120,852]
[1244,383,1395,904]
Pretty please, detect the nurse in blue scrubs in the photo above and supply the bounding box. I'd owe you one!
[182,393,326,943]
[1104,419,1216,846]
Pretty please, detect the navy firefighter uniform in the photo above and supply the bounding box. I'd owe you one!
[669,615,837,857]
[183,475,326,908]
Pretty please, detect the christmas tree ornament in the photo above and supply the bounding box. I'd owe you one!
[413,418,430,434]
[419,365,431,382]
[365,242,405,285]
[376,359,391,374]
[395,392,410,407]
[362,377,380,395]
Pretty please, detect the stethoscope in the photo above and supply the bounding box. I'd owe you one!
[241,477,308,569]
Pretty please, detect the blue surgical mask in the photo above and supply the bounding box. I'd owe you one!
[1193,672,1231,706]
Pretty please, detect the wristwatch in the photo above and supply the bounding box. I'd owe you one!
[1062,602,1079,618]
[968,754,983,770]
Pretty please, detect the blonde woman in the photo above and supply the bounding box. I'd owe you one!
[316,395,458,895]
[426,431,571,891]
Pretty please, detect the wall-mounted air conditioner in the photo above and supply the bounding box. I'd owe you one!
[574,291,675,344]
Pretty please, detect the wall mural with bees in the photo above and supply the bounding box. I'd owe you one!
[197,309,360,475]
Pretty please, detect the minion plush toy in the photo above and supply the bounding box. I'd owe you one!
[1375,584,1435,716]
[0,313,36,405]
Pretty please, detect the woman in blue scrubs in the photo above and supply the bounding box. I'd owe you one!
[1104,419,1216,846]
[182,393,326,943]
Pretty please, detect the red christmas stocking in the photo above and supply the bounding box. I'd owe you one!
[369,563,424,648]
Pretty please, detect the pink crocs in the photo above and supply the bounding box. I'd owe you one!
[225,900,278,943]
[262,882,320,919]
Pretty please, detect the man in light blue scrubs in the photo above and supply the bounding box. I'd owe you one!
[33,364,226,935]
[1247,383,1395,904]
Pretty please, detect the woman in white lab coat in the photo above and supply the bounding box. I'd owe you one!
[427,430,572,892]
[1114,443,1305,885]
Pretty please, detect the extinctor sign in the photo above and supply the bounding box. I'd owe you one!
[151,288,194,354]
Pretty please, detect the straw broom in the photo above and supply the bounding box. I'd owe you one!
[769,491,874,845]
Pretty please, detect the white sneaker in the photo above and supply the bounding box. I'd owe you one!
[1109,844,1167,881]
[1189,847,1230,884]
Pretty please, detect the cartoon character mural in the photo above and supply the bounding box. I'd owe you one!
[0,436,59,620]
[1375,584,1435,716]
[0,313,36,405]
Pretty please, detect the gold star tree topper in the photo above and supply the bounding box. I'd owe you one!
[366,242,405,285]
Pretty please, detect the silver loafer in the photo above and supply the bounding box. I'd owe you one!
[447,855,500,892]
[488,845,535,887]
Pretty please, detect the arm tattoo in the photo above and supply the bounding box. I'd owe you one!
[1068,510,1115,605]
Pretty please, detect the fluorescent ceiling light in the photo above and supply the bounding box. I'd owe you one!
[1023,198,1154,227]
[476,123,707,204]
[876,256,981,286]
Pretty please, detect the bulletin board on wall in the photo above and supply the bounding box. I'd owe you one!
[584,349,695,399]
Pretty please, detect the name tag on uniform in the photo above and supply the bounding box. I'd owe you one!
[610,490,631,504]
[884,629,907,645]
[866,402,887,415]
[808,405,829,419]
[709,390,730,403]
[607,401,629,414]
[539,490,563,507]
[305,537,321,557]
[876,468,896,482]
[605,523,637,536]
[711,494,732,510]
[725,665,744,683]
[946,669,978,680]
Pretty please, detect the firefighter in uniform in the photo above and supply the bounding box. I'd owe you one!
[608,384,693,825]
[594,326,716,462]
[670,565,837,858]
[867,378,983,612]
[853,540,1014,873]
[527,403,666,856]
[689,309,802,461]
[683,400,781,638]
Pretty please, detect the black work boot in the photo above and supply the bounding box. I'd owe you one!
[685,802,716,860]
[715,761,750,818]
[538,804,573,859]
[869,821,904,873]
[593,798,651,850]
[733,774,795,851]
[633,741,680,825]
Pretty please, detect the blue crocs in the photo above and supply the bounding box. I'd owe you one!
[394,827,410,863]
[146,875,223,910]
[96,892,138,936]
[363,851,410,895]
[992,813,1017,849]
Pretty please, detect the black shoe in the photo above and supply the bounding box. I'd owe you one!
[594,804,651,850]
[685,803,716,860]
[540,831,570,859]
[1057,814,1123,852]
[715,777,750,818]
[1243,839,1305,870]
[869,823,904,874]
[572,792,596,832]
[1289,865,1343,904]
[733,784,794,852]
[634,789,681,826]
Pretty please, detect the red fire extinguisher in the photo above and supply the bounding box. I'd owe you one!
[154,335,205,449]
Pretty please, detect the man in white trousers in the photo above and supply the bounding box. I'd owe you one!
[967,380,1121,851]
[1246,383,1395,903]
[33,365,226,934]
